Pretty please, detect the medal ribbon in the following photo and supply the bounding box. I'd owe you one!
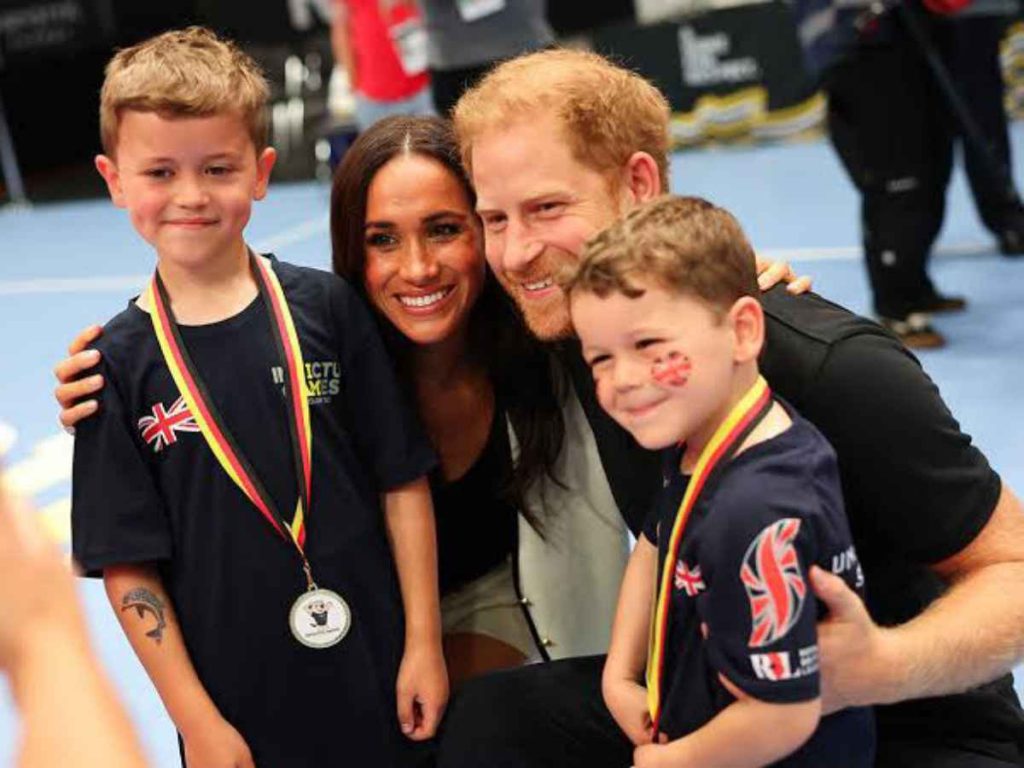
[146,253,313,566]
[646,375,773,731]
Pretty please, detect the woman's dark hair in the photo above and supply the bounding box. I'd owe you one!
[330,115,565,531]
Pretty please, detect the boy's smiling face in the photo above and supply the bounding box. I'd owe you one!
[96,111,275,270]
[573,282,740,452]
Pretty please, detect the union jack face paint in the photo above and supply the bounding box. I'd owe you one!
[651,350,692,388]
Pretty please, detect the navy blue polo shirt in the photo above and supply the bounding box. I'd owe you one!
[644,406,874,767]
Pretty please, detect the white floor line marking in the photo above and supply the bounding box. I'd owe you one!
[759,241,994,263]
[0,274,150,296]
[253,212,329,253]
[0,212,329,295]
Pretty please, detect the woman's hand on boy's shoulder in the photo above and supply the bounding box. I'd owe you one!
[396,640,449,740]
[54,324,105,431]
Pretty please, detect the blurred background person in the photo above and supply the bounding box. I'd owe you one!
[0,476,148,768]
[330,0,435,131]
[797,0,1024,348]
[417,0,554,115]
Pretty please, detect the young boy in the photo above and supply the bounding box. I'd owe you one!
[566,196,874,768]
[71,27,446,767]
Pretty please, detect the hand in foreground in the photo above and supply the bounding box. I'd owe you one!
[0,483,83,673]
[755,256,813,295]
[604,678,655,747]
[811,566,897,714]
[182,715,255,768]
[396,641,449,740]
[54,324,105,430]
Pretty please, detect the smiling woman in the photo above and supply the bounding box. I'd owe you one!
[362,152,485,348]
[330,115,573,685]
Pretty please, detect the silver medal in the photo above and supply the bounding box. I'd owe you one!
[289,588,351,649]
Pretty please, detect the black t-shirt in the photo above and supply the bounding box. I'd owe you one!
[71,260,436,767]
[563,286,1024,757]
[644,409,873,767]
[431,404,517,595]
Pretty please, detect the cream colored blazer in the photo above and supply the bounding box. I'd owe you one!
[509,387,632,659]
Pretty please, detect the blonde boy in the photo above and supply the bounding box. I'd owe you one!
[567,196,874,768]
[73,27,446,767]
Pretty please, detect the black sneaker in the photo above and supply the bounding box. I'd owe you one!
[909,293,967,314]
[878,313,946,349]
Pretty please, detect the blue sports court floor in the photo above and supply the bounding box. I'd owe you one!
[1,129,1022,766]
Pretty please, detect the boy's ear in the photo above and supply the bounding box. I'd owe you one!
[620,152,661,206]
[728,296,765,364]
[253,147,277,201]
[94,154,126,208]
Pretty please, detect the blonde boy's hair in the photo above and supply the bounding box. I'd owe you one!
[565,196,760,315]
[452,49,671,191]
[99,26,269,155]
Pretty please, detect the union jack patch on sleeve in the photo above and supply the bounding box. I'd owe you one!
[740,518,806,648]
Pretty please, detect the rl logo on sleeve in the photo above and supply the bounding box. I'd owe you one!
[750,645,819,681]
[740,518,806,648]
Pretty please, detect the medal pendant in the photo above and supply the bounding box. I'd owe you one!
[289,588,351,649]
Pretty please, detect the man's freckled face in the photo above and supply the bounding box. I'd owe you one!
[470,114,625,340]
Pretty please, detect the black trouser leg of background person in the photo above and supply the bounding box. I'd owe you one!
[826,18,956,346]
[436,655,633,768]
[951,14,1024,253]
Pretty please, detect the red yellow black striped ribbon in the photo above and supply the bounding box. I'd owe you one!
[146,253,312,555]
[646,375,773,731]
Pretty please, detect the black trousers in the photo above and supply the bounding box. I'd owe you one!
[437,655,632,768]
[436,655,1022,768]
[826,14,1016,318]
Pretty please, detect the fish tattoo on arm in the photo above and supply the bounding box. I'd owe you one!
[121,588,167,644]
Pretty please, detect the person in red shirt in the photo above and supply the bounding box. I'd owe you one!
[330,0,434,131]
